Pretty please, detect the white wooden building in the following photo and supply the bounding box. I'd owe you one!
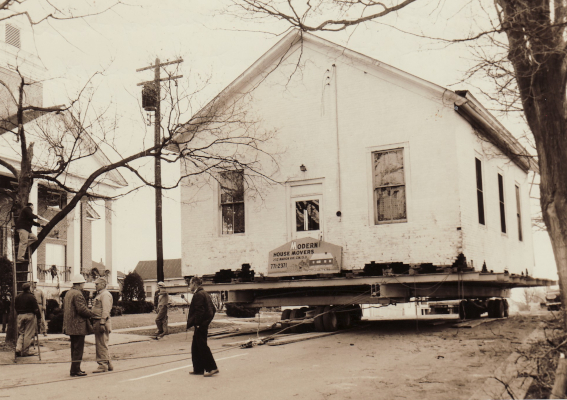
[176,31,537,279]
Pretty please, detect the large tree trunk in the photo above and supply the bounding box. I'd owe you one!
[498,0,567,329]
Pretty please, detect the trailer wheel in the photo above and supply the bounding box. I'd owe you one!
[487,300,495,318]
[290,309,306,333]
[494,299,505,318]
[323,306,338,332]
[314,306,326,332]
[337,310,352,329]
[459,301,466,319]
[350,305,363,322]
[281,309,291,330]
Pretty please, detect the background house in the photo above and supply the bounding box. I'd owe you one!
[133,258,186,301]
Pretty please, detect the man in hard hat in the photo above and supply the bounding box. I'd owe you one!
[32,279,47,336]
[14,282,40,357]
[92,277,114,373]
[63,275,96,377]
[154,282,169,338]
[186,276,218,377]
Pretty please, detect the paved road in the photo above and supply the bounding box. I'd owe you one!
[0,314,545,400]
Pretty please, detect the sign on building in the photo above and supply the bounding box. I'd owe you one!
[268,237,342,277]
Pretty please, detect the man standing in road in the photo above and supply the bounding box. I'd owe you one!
[32,279,47,337]
[155,281,169,338]
[63,275,96,377]
[14,282,40,357]
[15,203,47,262]
[92,277,114,373]
[186,276,218,377]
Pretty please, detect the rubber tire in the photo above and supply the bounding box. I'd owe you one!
[337,310,352,329]
[350,305,362,322]
[486,299,495,318]
[290,309,305,333]
[281,309,291,330]
[458,301,466,320]
[314,306,326,332]
[323,306,338,332]
[494,299,505,318]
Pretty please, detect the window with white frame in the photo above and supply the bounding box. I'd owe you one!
[219,170,245,234]
[372,149,406,223]
[295,200,320,231]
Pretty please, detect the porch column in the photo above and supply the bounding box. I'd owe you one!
[104,199,115,286]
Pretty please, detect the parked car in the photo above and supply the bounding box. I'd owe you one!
[546,286,561,311]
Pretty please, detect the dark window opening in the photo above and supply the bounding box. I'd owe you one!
[498,174,506,233]
[475,158,485,225]
[515,185,523,241]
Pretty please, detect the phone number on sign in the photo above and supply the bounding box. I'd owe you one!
[270,263,287,269]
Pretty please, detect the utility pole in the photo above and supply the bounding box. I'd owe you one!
[136,58,183,283]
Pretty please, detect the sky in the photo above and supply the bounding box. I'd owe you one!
[20,0,559,279]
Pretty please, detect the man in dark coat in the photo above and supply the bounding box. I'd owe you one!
[186,276,218,377]
[63,275,96,377]
[14,282,40,356]
[15,203,47,262]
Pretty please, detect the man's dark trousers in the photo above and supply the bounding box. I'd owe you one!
[70,335,85,374]
[191,325,217,373]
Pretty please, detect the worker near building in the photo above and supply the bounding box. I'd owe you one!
[92,277,114,373]
[155,281,169,338]
[0,296,9,333]
[15,203,48,262]
[14,282,40,357]
[32,279,47,337]
[186,276,218,377]
[63,275,96,377]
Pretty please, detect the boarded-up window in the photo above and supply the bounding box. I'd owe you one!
[515,185,522,241]
[220,170,245,234]
[498,174,506,233]
[296,200,319,231]
[5,24,20,48]
[476,158,485,225]
[373,149,406,223]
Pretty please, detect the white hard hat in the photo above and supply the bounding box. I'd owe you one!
[71,275,86,284]
[157,281,165,287]
[33,279,38,284]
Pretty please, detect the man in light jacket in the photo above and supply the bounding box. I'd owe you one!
[92,277,114,373]
[63,275,96,377]
[32,279,47,336]
[14,282,40,357]
[155,282,169,338]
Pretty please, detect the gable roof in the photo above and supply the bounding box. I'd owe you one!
[134,259,182,281]
[173,29,536,173]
